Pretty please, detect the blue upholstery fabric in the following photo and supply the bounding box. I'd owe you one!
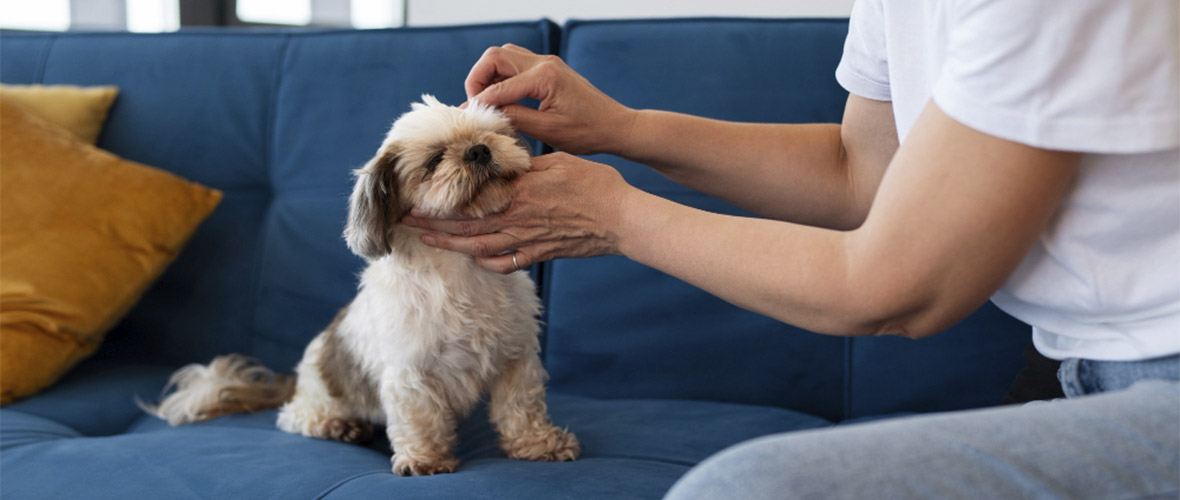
[1,361,173,436]
[1,361,830,499]
[0,19,1032,499]
[545,19,1028,421]
[0,35,49,82]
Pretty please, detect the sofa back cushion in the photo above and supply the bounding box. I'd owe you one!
[545,19,1029,421]
[0,23,557,369]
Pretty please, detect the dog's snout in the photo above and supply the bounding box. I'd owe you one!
[463,144,492,165]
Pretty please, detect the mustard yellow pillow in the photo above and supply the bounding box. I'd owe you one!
[0,84,118,144]
[0,97,222,404]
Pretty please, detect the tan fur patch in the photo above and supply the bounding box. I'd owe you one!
[317,305,381,410]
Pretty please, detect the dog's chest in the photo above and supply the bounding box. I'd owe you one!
[348,252,540,373]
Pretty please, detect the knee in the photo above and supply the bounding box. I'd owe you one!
[664,432,840,500]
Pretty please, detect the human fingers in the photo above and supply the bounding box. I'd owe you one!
[465,45,543,99]
[475,242,561,274]
[499,104,551,138]
[526,151,573,171]
[402,213,498,237]
[499,43,536,55]
[419,231,524,258]
[472,69,552,109]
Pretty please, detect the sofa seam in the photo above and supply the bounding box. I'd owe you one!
[0,433,80,452]
[247,34,293,360]
[0,409,85,449]
[843,337,854,421]
[265,34,291,194]
[310,470,389,500]
[574,454,700,468]
[540,19,561,66]
[464,454,703,471]
[307,456,698,499]
[33,34,57,83]
[532,18,558,367]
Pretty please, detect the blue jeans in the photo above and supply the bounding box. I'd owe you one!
[1059,355,1179,398]
[665,355,1180,500]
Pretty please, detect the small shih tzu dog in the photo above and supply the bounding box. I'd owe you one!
[143,95,580,476]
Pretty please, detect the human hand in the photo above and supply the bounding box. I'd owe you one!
[465,44,637,155]
[401,153,634,274]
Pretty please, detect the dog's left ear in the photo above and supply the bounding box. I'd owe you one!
[344,147,402,260]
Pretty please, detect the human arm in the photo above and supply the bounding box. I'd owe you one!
[467,45,896,230]
[618,102,1078,336]
[611,96,897,230]
[405,102,1079,337]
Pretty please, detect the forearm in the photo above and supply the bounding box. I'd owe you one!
[616,188,890,336]
[611,110,864,229]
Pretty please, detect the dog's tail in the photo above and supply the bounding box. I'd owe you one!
[138,354,296,426]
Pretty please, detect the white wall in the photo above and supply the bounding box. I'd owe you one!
[406,0,854,26]
[0,0,853,32]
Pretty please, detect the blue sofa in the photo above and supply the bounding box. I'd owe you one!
[0,19,1031,499]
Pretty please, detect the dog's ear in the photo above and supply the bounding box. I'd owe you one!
[344,147,402,260]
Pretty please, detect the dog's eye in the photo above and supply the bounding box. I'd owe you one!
[424,151,444,177]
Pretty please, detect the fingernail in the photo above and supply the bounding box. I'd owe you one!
[422,234,436,246]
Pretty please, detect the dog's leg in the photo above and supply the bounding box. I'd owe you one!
[488,353,580,462]
[382,370,462,476]
[277,388,374,444]
[276,333,375,444]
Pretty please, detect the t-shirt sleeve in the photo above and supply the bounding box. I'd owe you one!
[835,0,891,102]
[933,0,1179,153]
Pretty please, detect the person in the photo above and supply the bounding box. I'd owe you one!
[402,0,1180,497]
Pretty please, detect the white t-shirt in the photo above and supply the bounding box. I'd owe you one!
[835,0,1180,361]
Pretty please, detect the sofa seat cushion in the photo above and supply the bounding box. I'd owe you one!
[1,361,174,436]
[0,363,831,500]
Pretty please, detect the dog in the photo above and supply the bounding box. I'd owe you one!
[142,95,580,476]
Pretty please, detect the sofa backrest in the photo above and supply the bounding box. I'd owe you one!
[0,22,558,369]
[1,19,1028,421]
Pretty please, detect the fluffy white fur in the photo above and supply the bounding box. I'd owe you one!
[145,95,579,476]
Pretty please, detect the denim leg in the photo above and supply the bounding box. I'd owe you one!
[664,380,1180,500]
[1059,355,1180,398]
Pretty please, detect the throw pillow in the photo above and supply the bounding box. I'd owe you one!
[0,97,222,404]
[0,84,119,144]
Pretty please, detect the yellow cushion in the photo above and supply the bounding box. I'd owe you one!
[0,84,119,144]
[0,97,222,404]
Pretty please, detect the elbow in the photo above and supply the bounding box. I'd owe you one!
[839,289,969,340]
[829,235,984,340]
[860,316,941,340]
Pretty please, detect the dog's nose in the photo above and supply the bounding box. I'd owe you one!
[463,144,492,165]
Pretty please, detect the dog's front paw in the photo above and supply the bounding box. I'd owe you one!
[502,426,580,462]
[323,418,374,444]
[391,452,460,476]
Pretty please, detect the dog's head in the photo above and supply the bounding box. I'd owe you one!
[344,95,531,260]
